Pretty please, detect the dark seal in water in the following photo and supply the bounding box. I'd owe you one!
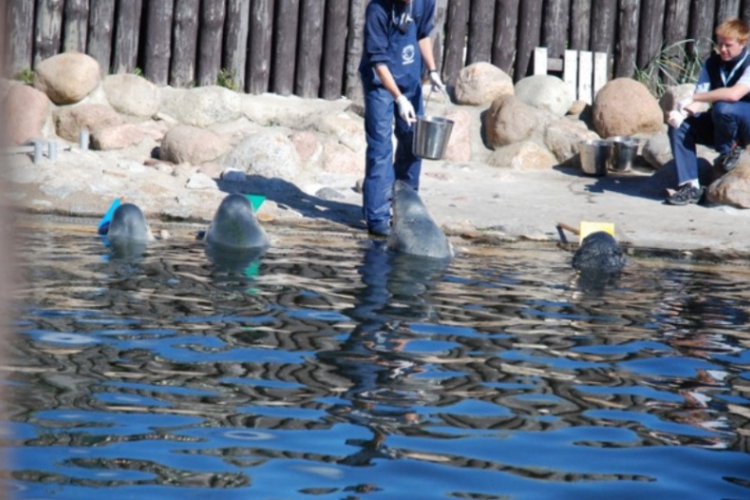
[572,231,626,273]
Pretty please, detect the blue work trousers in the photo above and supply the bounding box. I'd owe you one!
[669,101,750,184]
[362,85,423,228]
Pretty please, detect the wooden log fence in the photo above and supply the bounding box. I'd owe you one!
[7,0,750,99]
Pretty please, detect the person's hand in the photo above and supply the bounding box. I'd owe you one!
[396,94,416,125]
[667,109,687,128]
[429,70,446,94]
[677,96,694,114]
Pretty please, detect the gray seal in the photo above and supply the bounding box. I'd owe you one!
[572,231,626,290]
[106,203,153,259]
[387,180,453,260]
[206,193,270,249]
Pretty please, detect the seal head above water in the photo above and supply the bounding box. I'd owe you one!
[205,193,270,249]
[387,180,453,260]
[572,231,626,273]
[106,203,153,259]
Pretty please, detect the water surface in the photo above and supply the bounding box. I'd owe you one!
[5,222,750,499]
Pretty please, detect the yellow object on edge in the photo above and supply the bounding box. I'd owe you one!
[579,221,615,243]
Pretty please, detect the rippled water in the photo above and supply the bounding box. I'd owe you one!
[4,221,750,499]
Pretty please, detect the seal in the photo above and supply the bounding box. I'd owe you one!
[387,180,453,260]
[105,203,153,259]
[205,193,270,249]
[572,231,626,273]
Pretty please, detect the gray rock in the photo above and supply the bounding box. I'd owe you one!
[316,187,344,200]
[103,74,161,118]
[515,74,575,117]
[488,141,558,170]
[160,124,232,165]
[544,118,600,164]
[222,130,303,181]
[454,62,514,106]
[91,123,149,150]
[34,52,101,105]
[484,94,553,149]
[160,85,242,127]
[54,104,125,142]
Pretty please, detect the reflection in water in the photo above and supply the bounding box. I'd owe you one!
[5,223,750,499]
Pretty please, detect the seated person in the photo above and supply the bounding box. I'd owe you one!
[667,17,750,205]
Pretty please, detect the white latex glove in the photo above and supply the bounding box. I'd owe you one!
[429,70,446,94]
[667,109,687,128]
[396,94,416,125]
[676,96,694,114]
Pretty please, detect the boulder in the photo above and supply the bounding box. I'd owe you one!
[443,109,472,162]
[488,140,558,170]
[222,130,303,181]
[707,155,750,207]
[160,124,232,164]
[5,84,51,145]
[160,85,242,127]
[322,140,362,175]
[544,118,600,164]
[91,123,149,150]
[54,104,125,142]
[592,78,664,137]
[640,130,672,169]
[290,131,323,169]
[103,74,161,118]
[454,62,514,106]
[515,74,575,117]
[33,52,101,105]
[484,94,553,149]
[308,111,367,155]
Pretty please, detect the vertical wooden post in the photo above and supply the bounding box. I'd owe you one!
[514,0,543,80]
[5,0,35,76]
[431,0,448,79]
[321,0,349,100]
[87,0,115,73]
[492,0,519,76]
[295,0,325,98]
[63,0,89,54]
[248,0,275,94]
[344,0,367,102]
[443,0,469,85]
[272,0,301,96]
[198,0,226,87]
[144,0,174,86]
[170,0,200,87]
[742,0,750,25]
[112,0,144,74]
[466,0,494,65]
[590,0,617,76]
[34,0,64,64]
[717,0,741,23]
[637,0,665,70]
[615,0,640,78]
[662,0,690,82]
[543,0,570,61]
[689,0,716,60]
[569,0,591,50]
[224,0,251,92]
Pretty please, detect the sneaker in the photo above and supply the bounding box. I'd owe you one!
[714,147,742,172]
[666,184,705,205]
[367,221,391,237]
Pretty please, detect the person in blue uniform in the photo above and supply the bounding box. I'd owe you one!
[666,18,750,205]
[359,0,444,236]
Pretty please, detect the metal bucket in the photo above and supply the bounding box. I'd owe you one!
[579,139,610,176]
[608,136,638,171]
[413,115,455,160]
